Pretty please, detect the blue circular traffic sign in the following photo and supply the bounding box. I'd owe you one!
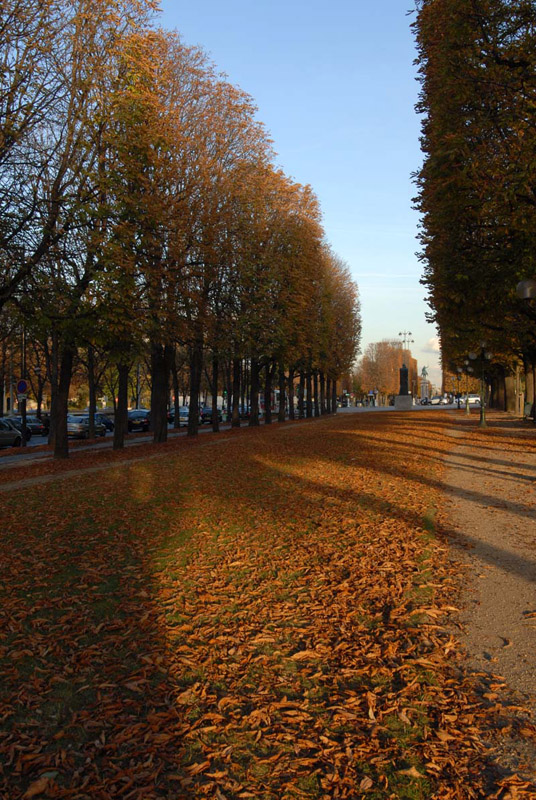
[17,379,28,394]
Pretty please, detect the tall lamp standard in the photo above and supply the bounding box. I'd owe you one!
[398,330,415,354]
[468,343,493,428]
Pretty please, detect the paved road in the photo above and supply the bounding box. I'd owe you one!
[0,403,464,469]
[0,423,222,469]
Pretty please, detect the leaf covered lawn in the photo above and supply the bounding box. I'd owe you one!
[0,413,533,799]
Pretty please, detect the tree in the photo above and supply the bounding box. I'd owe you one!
[413,0,536,403]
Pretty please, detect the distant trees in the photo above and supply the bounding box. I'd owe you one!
[0,5,361,456]
[357,340,417,404]
[413,0,536,410]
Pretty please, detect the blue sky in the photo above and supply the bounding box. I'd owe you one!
[157,0,442,388]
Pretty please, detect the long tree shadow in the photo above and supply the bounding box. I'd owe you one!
[343,427,536,483]
[307,428,536,528]
[1,411,534,798]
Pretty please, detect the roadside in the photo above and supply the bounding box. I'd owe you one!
[442,410,536,784]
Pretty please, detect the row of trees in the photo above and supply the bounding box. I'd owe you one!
[0,0,361,457]
[413,0,536,410]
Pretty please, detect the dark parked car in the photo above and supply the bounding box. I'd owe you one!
[127,409,150,432]
[200,406,223,424]
[0,418,23,447]
[237,405,263,419]
[10,415,46,436]
[4,417,32,440]
[95,412,114,431]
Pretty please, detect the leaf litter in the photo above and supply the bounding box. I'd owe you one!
[0,412,534,799]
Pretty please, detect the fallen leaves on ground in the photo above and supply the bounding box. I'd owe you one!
[0,412,534,799]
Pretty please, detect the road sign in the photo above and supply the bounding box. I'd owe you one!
[17,393,27,403]
[17,379,28,394]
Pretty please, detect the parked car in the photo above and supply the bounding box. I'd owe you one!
[80,410,114,431]
[127,409,150,432]
[467,394,481,405]
[67,414,106,439]
[4,417,32,440]
[236,405,263,419]
[10,415,46,436]
[95,412,114,431]
[430,396,442,405]
[178,406,200,425]
[0,418,23,447]
[27,415,47,435]
[200,406,223,424]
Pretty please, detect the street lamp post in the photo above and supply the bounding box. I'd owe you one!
[468,343,492,428]
[398,330,415,350]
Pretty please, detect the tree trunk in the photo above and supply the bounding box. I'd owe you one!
[87,344,96,439]
[47,331,59,446]
[151,341,171,443]
[505,374,516,414]
[306,371,313,418]
[332,381,338,413]
[0,347,5,417]
[319,371,326,414]
[188,334,203,437]
[225,359,232,420]
[313,370,320,417]
[249,358,261,426]
[490,369,506,411]
[113,361,129,449]
[523,358,534,420]
[242,360,248,414]
[211,353,220,433]
[171,354,180,428]
[53,343,74,460]
[288,368,295,420]
[36,379,44,418]
[326,377,332,413]
[264,361,275,424]
[231,357,241,427]
[298,371,305,418]
[278,364,286,422]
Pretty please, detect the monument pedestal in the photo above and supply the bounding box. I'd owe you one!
[394,395,413,410]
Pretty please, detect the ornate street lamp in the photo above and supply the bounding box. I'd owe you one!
[468,343,493,428]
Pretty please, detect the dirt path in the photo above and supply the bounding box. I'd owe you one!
[442,410,536,782]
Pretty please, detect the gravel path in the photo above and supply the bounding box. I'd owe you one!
[442,410,536,784]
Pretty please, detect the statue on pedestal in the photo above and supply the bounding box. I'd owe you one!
[399,363,409,396]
